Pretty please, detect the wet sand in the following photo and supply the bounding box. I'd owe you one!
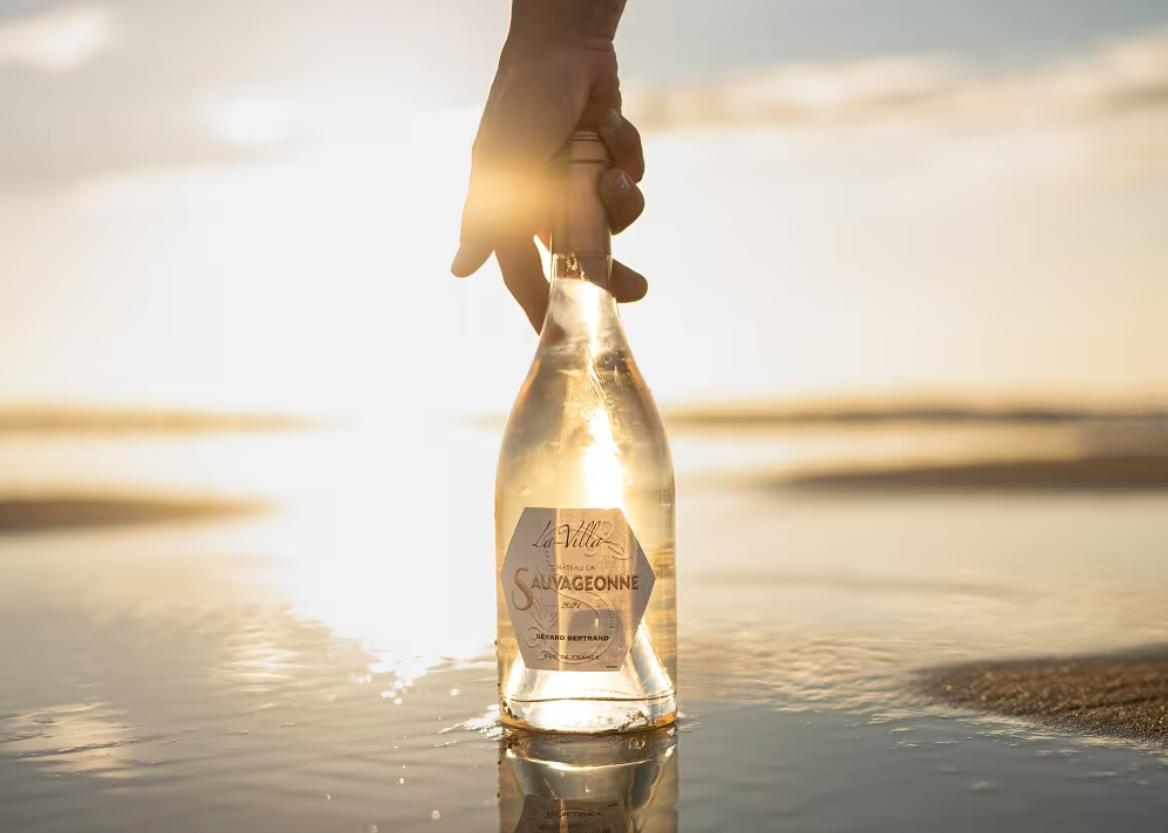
[782,455,1168,492]
[0,408,312,434]
[0,497,265,533]
[918,650,1168,744]
[666,404,1168,429]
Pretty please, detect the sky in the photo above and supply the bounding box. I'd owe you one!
[0,0,1166,417]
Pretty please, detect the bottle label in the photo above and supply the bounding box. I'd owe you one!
[502,508,655,673]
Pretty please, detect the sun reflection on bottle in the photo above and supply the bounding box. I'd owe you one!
[583,408,625,509]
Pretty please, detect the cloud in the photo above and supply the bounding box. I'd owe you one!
[0,4,112,72]
[205,94,306,147]
[0,2,1164,187]
[0,0,505,185]
[626,31,1168,131]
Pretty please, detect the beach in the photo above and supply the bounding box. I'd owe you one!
[2,414,1168,831]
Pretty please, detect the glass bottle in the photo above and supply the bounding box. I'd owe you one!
[495,129,677,733]
[498,727,679,832]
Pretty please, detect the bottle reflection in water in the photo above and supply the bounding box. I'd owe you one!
[496,130,677,733]
[498,727,679,833]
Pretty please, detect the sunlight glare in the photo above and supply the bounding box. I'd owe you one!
[208,95,304,146]
[583,409,625,508]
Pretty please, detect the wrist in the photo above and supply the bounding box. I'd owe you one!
[508,0,627,47]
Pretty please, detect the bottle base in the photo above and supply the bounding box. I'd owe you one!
[500,692,678,734]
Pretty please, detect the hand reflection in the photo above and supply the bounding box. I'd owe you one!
[498,727,679,833]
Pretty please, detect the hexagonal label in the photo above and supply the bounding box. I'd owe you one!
[502,507,655,673]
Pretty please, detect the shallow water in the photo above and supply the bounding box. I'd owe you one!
[2,423,1168,831]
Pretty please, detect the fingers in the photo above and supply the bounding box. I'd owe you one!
[454,162,549,278]
[451,242,493,278]
[453,52,590,279]
[598,109,646,235]
[454,64,648,321]
[599,168,645,235]
[497,243,647,334]
[610,260,649,304]
[580,53,622,130]
[598,109,645,183]
[495,236,550,333]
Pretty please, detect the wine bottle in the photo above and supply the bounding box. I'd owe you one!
[498,727,679,831]
[496,129,677,733]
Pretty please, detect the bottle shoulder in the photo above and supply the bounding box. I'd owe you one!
[498,347,674,486]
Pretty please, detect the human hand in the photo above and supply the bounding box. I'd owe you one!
[450,8,649,332]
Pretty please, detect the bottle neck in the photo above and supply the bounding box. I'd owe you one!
[550,130,612,291]
[540,256,624,352]
[541,132,623,351]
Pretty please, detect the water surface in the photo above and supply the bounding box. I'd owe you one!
[2,420,1168,831]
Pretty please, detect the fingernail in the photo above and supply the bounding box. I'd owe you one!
[601,109,623,136]
[606,168,633,195]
